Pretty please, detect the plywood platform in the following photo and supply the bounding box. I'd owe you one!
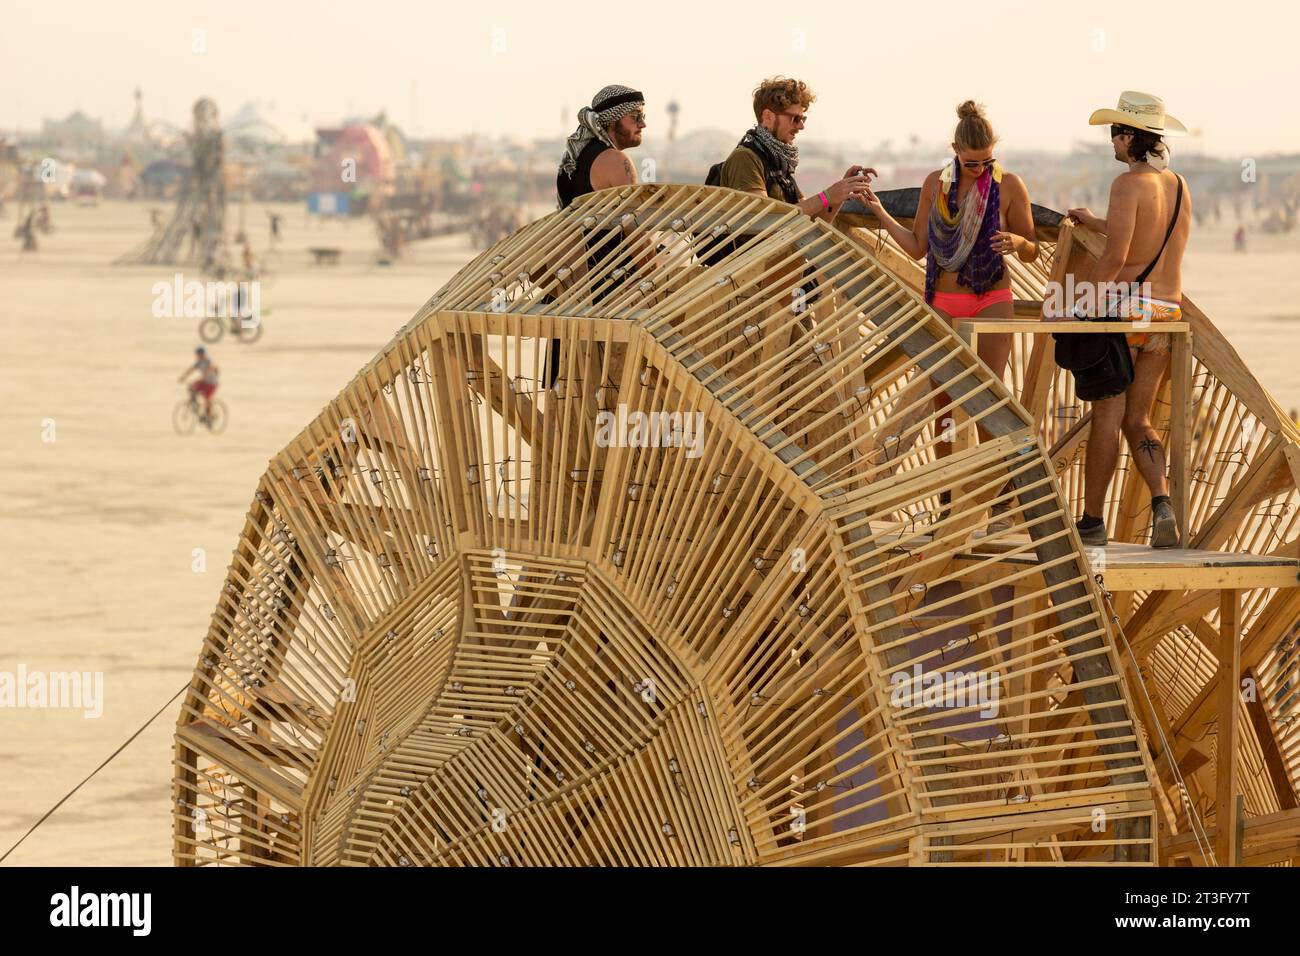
[965,533,1300,591]
[877,526,1300,591]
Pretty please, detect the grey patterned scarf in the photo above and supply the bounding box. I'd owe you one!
[559,85,645,180]
[749,123,799,175]
[739,124,800,203]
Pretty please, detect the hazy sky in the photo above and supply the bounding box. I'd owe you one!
[5,0,1294,157]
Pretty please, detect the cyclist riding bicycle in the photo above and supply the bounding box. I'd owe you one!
[178,346,220,424]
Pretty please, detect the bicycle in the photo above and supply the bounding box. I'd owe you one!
[198,311,266,345]
[174,388,228,435]
[197,280,268,344]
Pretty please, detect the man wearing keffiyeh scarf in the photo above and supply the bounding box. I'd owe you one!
[545,86,647,393]
[556,85,646,209]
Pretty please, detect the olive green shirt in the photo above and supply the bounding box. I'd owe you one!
[719,146,802,203]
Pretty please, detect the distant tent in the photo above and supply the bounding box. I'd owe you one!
[225,101,315,149]
[71,169,107,188]
[139,159,190,188]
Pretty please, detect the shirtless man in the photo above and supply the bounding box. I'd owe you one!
[1067,92,1191,548]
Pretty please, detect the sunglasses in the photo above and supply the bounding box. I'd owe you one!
[960,157,996,169]
[777,111,807,127]
[1110,124,1135,138]
[629,111,646,124]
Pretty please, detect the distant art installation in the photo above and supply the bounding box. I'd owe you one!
[117,97,226,268]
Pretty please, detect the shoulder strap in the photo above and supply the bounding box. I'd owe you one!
[1134,174,1184,285]
[740,143,774,179]
[740,139,799,203]
[759,156,800,204]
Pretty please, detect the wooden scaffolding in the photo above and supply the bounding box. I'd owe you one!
[172,183,1300,866]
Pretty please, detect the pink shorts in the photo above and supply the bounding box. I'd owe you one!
[930,287,1013,318]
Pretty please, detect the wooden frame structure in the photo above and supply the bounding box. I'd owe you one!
[173,183,1300,866]
[839,199,1300,864]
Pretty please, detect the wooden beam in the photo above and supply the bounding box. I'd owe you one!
[1162,805,1300,859]
[1169,328,1192,547]
[1243,666,1299,811]
[176,722,305,811]
[1168,586,1300,759]
[1215,589,1241,866]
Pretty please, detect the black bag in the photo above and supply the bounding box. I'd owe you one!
[702,140,810,289]
[700,147,753,266]
[1052,320,1134,401]
[1054,174,1184,403]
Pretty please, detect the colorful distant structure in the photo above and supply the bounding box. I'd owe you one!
[309,122,394,217]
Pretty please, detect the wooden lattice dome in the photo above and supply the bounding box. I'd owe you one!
[173,183,1300,866]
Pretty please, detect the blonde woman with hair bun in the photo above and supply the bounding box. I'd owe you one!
[864,99,1039,456]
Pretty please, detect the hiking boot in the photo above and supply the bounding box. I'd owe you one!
[1076,517,1108,548]
[1150,499,1179,549]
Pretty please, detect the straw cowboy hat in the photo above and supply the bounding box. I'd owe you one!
[1088,91,1187,137]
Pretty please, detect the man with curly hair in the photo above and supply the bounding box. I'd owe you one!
[718,76,874,219]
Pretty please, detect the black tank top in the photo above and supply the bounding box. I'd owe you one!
[556,139,631,303]
[557,140,610,209]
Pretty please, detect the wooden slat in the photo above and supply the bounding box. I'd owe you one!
[176,722,305,810]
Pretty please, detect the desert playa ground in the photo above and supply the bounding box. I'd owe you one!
[1,198,1298,866]
[0,201,480,865]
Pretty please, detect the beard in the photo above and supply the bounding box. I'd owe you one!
[613,126,641,149]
